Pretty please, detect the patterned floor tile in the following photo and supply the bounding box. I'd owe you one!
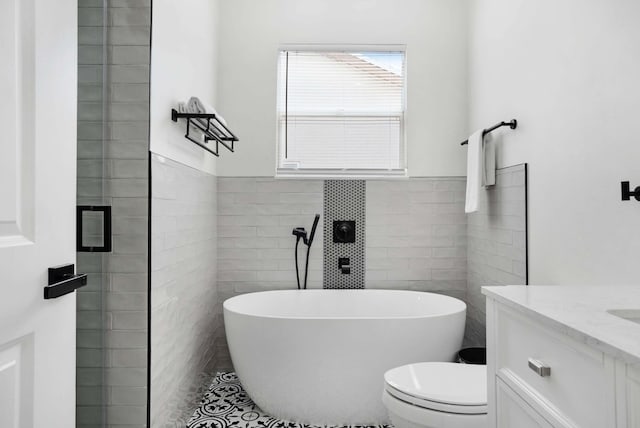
[186,372,389,428]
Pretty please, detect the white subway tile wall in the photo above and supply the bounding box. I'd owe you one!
[465,165,528,346]
[151,155,220,427]
[365,179,467,298]
[217,178,325,305]
[216,176,472,347]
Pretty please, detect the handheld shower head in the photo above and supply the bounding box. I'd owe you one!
[292,214,320,246]
[307,214,320,246]
[292,214,321,290]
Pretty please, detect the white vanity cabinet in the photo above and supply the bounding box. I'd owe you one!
[484,286,640,428]
[625,365,640,428]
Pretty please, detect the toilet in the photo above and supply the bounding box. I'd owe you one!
[382,362,487,428]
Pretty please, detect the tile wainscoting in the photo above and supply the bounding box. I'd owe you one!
[217,178,325,299]
[365,178,467,296]
[217,177,468,296]
[151,155,224,426]
[217,175,527,349]
[465,165,528,346]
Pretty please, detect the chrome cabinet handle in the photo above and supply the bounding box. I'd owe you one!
[528,358,551,377]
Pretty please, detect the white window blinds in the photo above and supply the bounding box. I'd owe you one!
[277,50,406,175]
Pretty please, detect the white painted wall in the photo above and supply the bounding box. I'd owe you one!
[469,0,640,285]
[216,0,469,177]
[150,0,220,175]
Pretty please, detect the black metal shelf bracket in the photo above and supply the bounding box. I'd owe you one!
[461,119,518,145]
[621,181,640,201]
[171,109,239,157]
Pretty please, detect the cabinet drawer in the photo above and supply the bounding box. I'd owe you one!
[497,378,553,428]
[495,306,613,428]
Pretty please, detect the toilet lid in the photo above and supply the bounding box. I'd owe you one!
[384,362,487,409]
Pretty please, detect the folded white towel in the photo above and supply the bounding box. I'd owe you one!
[176,100,206,141]
[187,96,228,126]
[465,129,484,214]
[187,96,205,113]
[185,97,208,133]
[483,135,496,187]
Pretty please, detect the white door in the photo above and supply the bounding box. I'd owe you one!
[0,0,78,427]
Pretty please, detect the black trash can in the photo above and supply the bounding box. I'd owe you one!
[457,347,486,365]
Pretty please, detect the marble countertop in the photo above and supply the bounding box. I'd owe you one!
[482,285,640,366]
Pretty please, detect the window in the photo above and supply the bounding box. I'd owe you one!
[277,48,406,177]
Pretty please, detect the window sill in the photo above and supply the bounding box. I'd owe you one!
[275,168,408,180]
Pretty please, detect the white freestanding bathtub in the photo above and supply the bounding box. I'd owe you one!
[223,289,466,425]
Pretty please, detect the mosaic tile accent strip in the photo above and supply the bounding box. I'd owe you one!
[323,181,366,289]
[187,372,388,428]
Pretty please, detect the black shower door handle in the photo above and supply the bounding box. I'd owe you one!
[77,205,112,252]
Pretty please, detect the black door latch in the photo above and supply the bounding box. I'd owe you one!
[44,264,88,299]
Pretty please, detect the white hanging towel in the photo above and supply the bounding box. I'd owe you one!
[465,129,484,213]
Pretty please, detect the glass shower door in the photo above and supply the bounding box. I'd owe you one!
[76,0,151,426]
[77,0,108,426]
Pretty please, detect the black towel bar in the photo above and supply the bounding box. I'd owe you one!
[461,119,517,146]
